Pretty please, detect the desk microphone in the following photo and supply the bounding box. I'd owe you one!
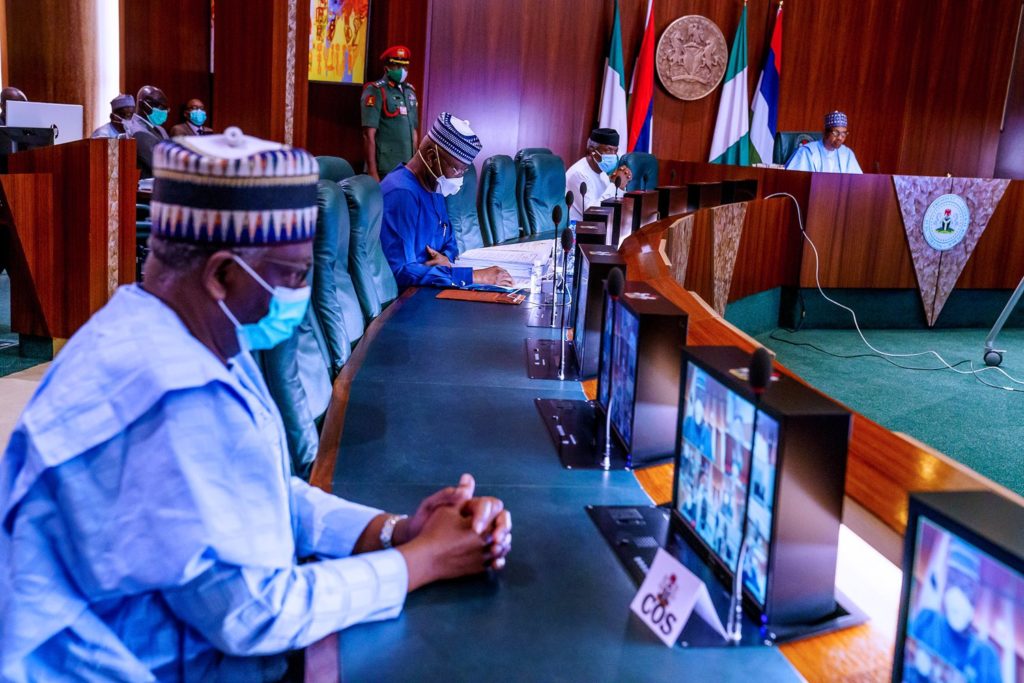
[549,204,563,327]
[601,267,625,469]
[579,181,588,214]
[727,345,774,644]
[670,168,677,185]
[614,175,622,199]
[558,226,575,380]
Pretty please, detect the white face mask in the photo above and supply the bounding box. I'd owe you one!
[418,146,464,197]
[942,586,975,633]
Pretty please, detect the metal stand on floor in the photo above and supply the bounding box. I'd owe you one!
[983,273,1024,366]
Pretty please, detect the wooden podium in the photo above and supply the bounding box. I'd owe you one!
[1,138,138,345]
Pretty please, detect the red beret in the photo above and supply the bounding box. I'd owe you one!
[380,45,411,64]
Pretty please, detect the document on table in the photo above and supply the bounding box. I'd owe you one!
[456,241,554,283]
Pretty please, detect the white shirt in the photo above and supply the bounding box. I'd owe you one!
[785,140,863,174]
[565,156,620,221]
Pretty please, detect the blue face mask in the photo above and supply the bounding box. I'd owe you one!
[597,153,618,174]
[147,106,169,126]
[217,256,311,352]
[188,110,207,126]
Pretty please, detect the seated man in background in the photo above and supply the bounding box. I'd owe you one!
[785,111,863,174]
[0,131,512,681]
[126,85,170,178]
[170,98,213,137]
[381,111,512,288]
[565,127,633,221]
[0,87,27,125]
[90,93,135,138]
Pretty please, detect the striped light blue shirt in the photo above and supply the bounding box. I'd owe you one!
[0,285,407,681]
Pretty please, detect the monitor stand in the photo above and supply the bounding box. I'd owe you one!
[534,398,630,469]
[524,338,581,380]
[587,505,868,647]
[526,277,574,327]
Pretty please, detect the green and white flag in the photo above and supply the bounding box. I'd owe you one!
[709,4,750,165]
[598,0,628,147]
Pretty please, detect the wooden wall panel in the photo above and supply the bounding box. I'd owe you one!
[123,0,212,131]
[728,197,800,300]
[957,182,1024,289]
[995,4,1024,179]
[5,0,99,133]
[306,0,430,160]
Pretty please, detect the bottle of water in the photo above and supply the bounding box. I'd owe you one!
[530,259,542,294]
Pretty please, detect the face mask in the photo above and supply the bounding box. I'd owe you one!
[147,106,169,126]
[942,586,975,633]
[217,255,311,352]
[597,153,619,174]
[387,67,408,83]
[188,110,207,126]
[418,147,465,197]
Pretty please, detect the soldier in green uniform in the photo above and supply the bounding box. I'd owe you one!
[361,45,420,181]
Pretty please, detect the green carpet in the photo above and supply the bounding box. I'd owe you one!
[754,326,1024,496]
[0,271,42,378]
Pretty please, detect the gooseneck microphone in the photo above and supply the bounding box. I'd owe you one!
[558,227,576,380]
[669,168,677,186]
[727,345,775,644]
[613,174,622,199]
[579,181,588,216]
[561,190,574,295]
[601,267,625,469]
[549,204,563,327]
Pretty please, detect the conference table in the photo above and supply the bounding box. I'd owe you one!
[321,288,803,681]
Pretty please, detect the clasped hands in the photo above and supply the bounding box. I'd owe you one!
[391,474,512,591]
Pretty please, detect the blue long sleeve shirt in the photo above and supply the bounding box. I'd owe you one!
[380,165,474,288]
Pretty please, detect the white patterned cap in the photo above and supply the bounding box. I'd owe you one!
[825,111,848,129]
[426,112,482,165]
[151,127,319,245]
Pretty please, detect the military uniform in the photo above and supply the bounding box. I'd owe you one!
[361,76,419,177]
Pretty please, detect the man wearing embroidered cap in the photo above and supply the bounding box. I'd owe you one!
[361,45,419,180]
[565,127,633,221]
[90,93,135,139]
[785,110,863,174]
[0,129,512,680]
[381,112,514,289]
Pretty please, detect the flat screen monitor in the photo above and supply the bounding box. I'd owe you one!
[596,295,640,451]
[572,254,591,363]
[6,101,83,145]
[895,504,1024,683]
[674,361,780,607]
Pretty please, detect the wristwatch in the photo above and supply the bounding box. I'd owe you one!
[379,514,407,549]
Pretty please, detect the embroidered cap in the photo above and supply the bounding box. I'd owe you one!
[589,128,620,147]
[427,112,482,165]
[111,93,135,110]
[825,111,848,129]
[151,127,319,245]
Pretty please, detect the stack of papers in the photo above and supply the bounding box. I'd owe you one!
[456,241,555,288]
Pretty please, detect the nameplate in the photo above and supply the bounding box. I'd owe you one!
[629,548,727,647]
[436,290,525,305]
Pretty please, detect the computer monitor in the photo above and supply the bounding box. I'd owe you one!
[674,346,850,626]
[894,491,1024,683]
[6,101,83,145]
[573,244,625,379]
[596,283,687,465]
[0,126,54,155]
[675,362,780,607]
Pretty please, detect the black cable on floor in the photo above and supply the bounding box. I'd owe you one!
[768,330,974,372]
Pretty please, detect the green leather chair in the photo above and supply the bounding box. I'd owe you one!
[312,180,364,376]
[340,174,398,320]
[478,155,519,244]
[515,147,553,235]
[316,155,356,182]
[444,164,485,253]
[260,304,332,479]
[621,152,659,191]
[773,131,822,166]
[521,152,568,237]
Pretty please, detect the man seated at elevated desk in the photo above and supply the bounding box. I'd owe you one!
[565,127,633,221]
[0,132,512,681]
[785,110,863,174]
[381,112,513,289]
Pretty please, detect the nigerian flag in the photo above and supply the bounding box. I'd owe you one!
[598,0,628,147]
[709,4,750,165]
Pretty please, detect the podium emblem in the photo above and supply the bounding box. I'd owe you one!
[922,194,970,251]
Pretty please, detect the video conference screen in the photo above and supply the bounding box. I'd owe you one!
[573,255,590,361]
[899,516,1024,683]
[598,295,613,410]
[676,362,780,606]
[609,303,639,448]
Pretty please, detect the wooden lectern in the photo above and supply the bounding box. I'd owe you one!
[1,138,138,348]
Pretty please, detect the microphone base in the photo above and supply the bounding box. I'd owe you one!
[534,398,630,470]
[525,338,582,381]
